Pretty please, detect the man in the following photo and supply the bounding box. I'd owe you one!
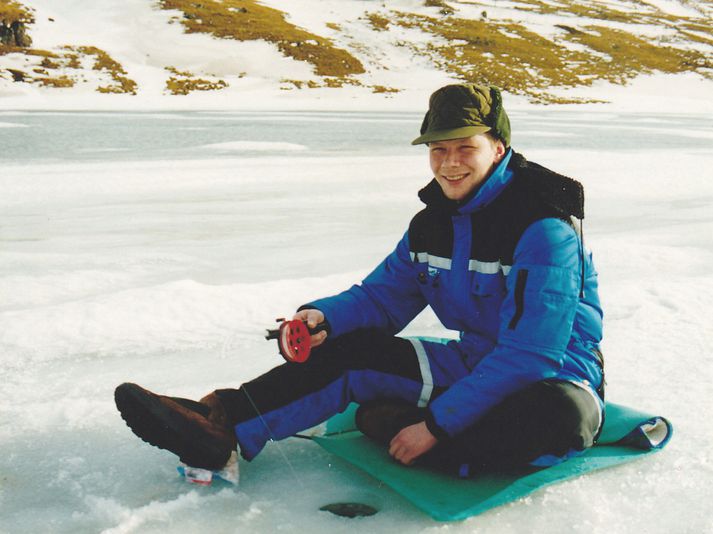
[115,83,604,478]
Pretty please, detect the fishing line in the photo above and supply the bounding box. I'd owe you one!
[220,322,329,488]
[241,383,307,490]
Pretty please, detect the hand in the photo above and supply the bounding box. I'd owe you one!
[292,309,328,348]
[388,421,438,466]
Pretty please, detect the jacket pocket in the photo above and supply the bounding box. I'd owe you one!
[500,265,579,356]
[471,271,506,297]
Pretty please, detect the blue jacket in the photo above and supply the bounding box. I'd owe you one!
[308,149,604,438]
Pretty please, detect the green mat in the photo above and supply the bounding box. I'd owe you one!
[313,402,673,521]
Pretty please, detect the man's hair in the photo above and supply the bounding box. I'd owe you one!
[484,131,506,148]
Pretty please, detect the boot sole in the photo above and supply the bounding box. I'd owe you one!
[115,382,232,470]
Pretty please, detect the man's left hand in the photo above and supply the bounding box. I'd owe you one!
[388,421,438,465]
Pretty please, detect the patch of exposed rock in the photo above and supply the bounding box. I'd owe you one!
[0,20,31,47]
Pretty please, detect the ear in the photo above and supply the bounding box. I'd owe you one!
[494,139,506,162]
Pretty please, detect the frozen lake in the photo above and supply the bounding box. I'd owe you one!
[1,110,712,533]
[1,110,712,165]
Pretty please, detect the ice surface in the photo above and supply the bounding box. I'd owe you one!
[200,141,309,152]
[1,110,712,533]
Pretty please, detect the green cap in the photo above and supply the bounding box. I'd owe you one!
[411,83,511,146]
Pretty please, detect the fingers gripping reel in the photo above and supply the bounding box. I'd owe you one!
[265,318,328,363]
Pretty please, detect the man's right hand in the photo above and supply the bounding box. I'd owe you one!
[292,309,328,348]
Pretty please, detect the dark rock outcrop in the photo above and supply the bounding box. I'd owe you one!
[0,21,32,47]
[7,68,25,81]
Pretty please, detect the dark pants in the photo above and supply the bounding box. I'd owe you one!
[214,329,602,469]
[422,379,602,475]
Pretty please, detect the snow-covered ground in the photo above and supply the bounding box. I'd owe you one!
[1,107,712,533]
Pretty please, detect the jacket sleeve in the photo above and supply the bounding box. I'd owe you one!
[304,232,428,337]
[425,218,582,438]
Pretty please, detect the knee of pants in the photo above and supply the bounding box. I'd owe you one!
[476,380,600,451]
[535,380,601,450]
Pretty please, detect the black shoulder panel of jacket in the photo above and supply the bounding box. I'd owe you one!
[408,205,454,258]
[408,152,585,264]
[416,178,456,211]
[479,152,585,265]
[509,151,584,220]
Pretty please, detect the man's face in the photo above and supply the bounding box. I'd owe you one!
[429,134,506,201]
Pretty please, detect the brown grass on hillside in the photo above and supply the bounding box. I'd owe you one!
[1,43,138,93]
[0,0,33,25]
[385,7,712,102]
[393,13,595,102]
[0,44,54,57]
[164,66,228,94]
[366,12,390,32]
[159,0,365,78]
[281,78,321,90]
[512,0,635,22]
[372,85,400,94]
[280,76,400,93]
[38,75,74,88]
[424,0,455,15]
[70,46,138,94]
[2,0,710,102]
[566,25,712,82]
[166,76,228,94]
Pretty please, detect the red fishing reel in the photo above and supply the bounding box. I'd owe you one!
[265,318,328,363]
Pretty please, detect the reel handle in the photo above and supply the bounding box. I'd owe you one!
[265,318,328,363]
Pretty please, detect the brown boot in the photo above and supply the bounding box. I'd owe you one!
[115,383,237,470]
[199,392,231,429]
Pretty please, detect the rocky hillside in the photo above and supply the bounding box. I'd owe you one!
[1,0,711,103]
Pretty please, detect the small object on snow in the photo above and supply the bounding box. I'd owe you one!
[181,465,212,485]
[319,502,379,518]
[177,451,239,486]
[265,318,328,363]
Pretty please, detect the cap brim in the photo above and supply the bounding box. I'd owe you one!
[411,125,492,145]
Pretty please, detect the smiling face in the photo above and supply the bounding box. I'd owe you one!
[429,134,506,201]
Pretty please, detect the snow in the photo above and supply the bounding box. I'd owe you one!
[528,72,713,114]
[639,0,706,17]
[1,108,712,533]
